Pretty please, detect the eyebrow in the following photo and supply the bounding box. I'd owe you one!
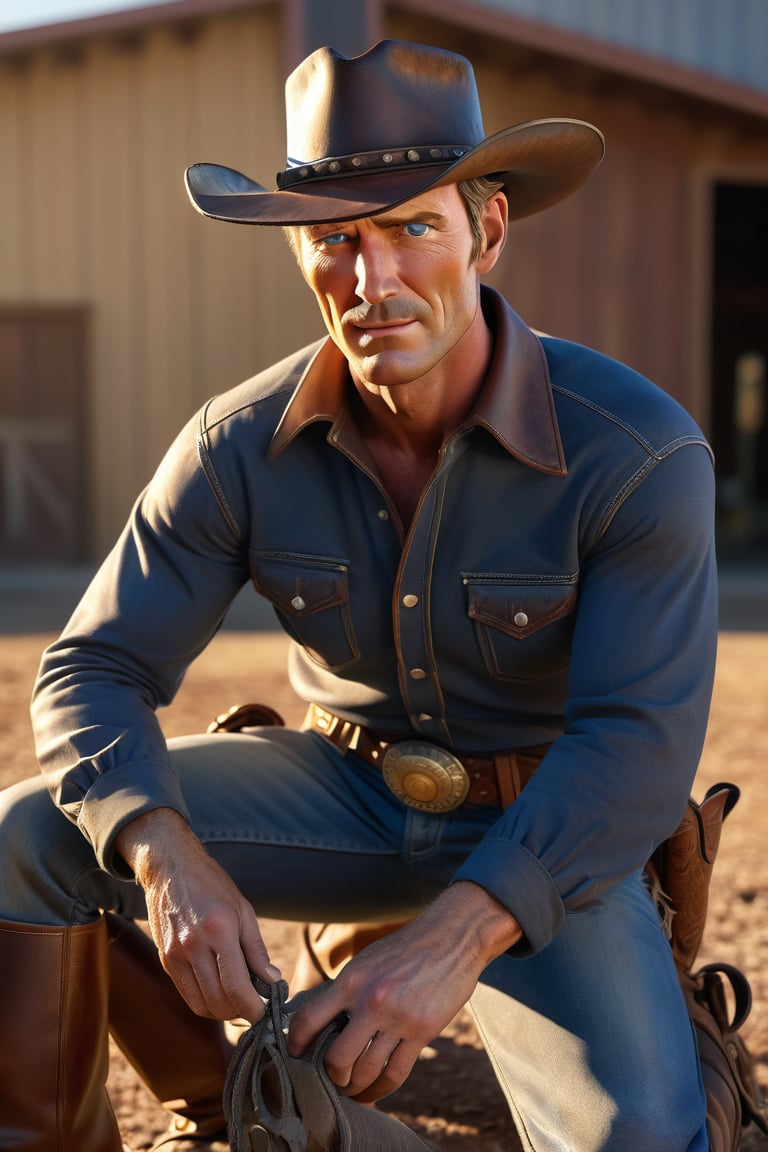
[376,209,446,229]
[306,208,446,239]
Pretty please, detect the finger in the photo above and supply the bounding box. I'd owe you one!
[335,1031,402,1098]
[186,950,242,1020]
[166,944,261,1023]
[342,1038,421,1104]
[164,954,212,1017]
[216,940,271,1023]
[287,980,349,1056]
[239,916,283,989]
[321,1010,409,1094]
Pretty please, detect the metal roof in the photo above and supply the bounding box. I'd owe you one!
[476,0,768,97]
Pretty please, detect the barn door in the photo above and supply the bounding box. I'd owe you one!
[0,307,87,563]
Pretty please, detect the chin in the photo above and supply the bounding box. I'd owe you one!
[358,351,427,388]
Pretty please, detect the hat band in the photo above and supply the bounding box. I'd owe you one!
[276,144,471,189]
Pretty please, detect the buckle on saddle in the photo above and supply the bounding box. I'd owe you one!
[381,741,470,812]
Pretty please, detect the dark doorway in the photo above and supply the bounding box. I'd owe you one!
[710,182,768,558]
[0,307,88,564]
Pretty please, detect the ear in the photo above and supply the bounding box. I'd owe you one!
[476,191,508,273]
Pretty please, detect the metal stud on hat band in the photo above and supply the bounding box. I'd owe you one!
[277,144,470,189]
[186,40,605,225]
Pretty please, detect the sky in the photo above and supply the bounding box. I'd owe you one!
[0,0,170,34]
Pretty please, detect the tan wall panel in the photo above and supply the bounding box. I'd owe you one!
[128,9,323,510]
[0,70,30,294]
[79,39,148,547]
[25,56,83,299]
[133,27,196,479]
[0,59,85,299]
[185,11,284,404]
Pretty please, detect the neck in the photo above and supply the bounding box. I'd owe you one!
[348,317,493,532]
[351,314,493,456]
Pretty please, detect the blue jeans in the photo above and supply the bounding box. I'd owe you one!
[0,728,707,1151]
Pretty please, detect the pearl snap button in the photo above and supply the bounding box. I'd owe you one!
[291,596,306,611]
[409,668,427,680]
[514,611,529,627]
[402,594,419,608]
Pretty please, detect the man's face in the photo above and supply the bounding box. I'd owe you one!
[294,184,500,393]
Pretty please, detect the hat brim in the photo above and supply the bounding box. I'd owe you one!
[185,118,604,227]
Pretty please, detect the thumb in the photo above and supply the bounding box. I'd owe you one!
[240,917,282,988]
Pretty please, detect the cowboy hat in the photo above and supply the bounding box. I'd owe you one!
[185,39,604,227]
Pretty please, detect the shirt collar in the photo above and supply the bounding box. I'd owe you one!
[268,286,566,476]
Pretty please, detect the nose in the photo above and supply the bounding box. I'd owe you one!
[353,233,398,303]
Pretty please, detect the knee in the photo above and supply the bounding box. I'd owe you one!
[608,1081,706,1151]
[0,777,87,918]
[0,776,58,852]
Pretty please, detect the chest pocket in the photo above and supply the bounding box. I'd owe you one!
[464,574,578,682]
[250,552,359,672]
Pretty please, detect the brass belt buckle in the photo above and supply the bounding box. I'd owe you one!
[381,741,470,812]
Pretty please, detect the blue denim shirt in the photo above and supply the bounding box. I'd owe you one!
[32,288,717,954]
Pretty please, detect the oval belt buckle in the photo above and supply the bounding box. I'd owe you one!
[381,741,470,813]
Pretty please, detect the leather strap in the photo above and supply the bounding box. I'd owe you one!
[303,703,549,809]
[224,979,440,1150]
[207,702,286,732]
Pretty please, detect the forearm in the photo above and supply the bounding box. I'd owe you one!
[114,806,200,883]
[432,879,524,966]
[115,806,278,1023]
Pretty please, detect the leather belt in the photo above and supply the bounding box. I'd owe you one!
[303,703,550,812]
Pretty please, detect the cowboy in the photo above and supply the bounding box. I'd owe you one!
[0,39,718,1152]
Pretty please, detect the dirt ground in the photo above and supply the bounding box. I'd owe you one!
[2,629,768,1150]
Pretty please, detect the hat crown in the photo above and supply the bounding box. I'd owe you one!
[284,40,486,167]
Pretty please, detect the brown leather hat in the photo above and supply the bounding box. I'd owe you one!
[185,39,604,227]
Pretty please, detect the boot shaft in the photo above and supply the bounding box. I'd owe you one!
[0,917,122,1152]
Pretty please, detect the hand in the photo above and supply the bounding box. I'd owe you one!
[287,881,522,1103]
[115,807,280,1023]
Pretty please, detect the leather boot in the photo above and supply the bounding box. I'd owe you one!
[0,916,123,1151]
[290,920,409,991]
[106,914,232,1141]
[647,783,740,972]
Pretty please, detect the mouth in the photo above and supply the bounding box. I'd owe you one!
[344,301,420,342]
[352,319,416,345]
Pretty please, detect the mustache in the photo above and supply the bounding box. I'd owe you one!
[343,301,424,326]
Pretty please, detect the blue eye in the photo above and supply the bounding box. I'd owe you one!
[404,222,431,237]
[320,232,350,247]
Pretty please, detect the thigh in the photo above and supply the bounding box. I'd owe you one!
[170,728,475,922]
[0,729,413,925]
[0,773,129,924]
[470,872,707,1152]
[0,728,490,927]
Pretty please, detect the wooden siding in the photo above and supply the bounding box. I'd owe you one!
[1,1,768,558]
[0,5,323,556]
[391,9,768,433]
